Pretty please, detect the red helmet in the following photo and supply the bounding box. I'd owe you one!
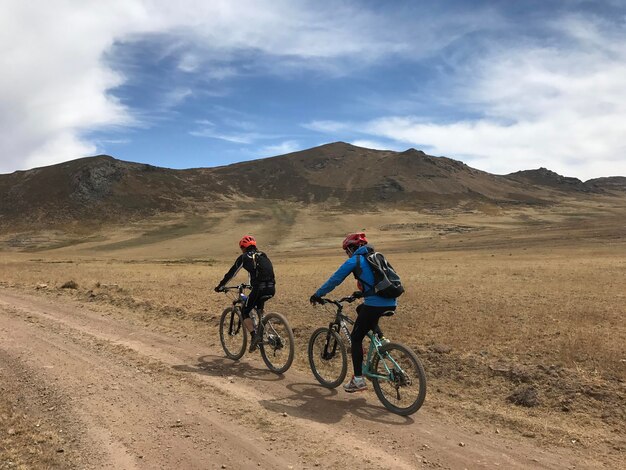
[342,232,368,251]
[239,235,257,249]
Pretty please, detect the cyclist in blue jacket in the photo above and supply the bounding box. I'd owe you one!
[310,233,396,392]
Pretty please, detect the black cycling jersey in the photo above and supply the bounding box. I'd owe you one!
[217,248,275,288]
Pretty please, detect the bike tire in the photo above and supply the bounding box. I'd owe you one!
[219,307,247,360]
[308,327,347,388]
[370,342,426,416]
[259,312,295,374]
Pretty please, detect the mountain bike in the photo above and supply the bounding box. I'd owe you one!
[308,294,426,415]
[218,283,294,374]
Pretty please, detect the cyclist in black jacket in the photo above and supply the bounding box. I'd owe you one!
[215,235,276,351]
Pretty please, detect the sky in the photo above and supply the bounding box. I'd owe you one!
[1,0,625,180]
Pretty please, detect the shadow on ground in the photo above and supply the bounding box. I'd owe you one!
[259,382,415,426]
[172,354,285,382]
[173,357,417,425]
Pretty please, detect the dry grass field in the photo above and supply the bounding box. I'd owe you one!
[1,196,625,466]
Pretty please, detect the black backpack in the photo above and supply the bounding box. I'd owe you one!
[355,250,404,298]
[252,251,275,283]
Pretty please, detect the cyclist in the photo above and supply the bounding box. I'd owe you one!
[215,235,276,352]
[310,233,396,392]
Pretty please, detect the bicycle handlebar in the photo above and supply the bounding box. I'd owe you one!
[316,291,363,307]
[221,283,252,292]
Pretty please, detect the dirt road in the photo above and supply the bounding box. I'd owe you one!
[0,289,599,469]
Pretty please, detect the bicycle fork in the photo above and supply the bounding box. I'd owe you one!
[229,309,242,336]
[322,323,343,360]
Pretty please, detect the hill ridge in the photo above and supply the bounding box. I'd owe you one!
[1,143,624,229]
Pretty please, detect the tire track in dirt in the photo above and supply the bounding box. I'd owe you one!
[0,289,599,469]
[0,304,297,469]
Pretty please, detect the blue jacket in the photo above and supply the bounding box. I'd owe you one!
[315,244,397,307]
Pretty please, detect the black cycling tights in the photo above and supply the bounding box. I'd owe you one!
[242,285,275,319]
[350,304,395,376]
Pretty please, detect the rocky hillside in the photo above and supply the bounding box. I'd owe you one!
[504,168,594,192]
[0,142,622,229]
[209,144,545,204]
[0,156,220,227]
[585,176,626,191]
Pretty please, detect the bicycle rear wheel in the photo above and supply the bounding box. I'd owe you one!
[370,342,426,416]
[308,327,347,388]
[219,307,247,360]
[259,312,295,374]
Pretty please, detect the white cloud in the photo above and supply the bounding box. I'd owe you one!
[303,120,352,133]
[161,87,193,108]
[95,138,131,145]
[190,119,273,144]
[360,15,626,179]
[190,129,260,144]
[177,53,199,73]
[0,1,146,173]
[25,132,98,170]
[0,0,496,173]
[350,139,403,151]
[259,140,301,156]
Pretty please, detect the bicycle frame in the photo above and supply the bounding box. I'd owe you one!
[223,283,262,330]
[362,333,401,382]
[321,297,401,383]
[224,283,251,307]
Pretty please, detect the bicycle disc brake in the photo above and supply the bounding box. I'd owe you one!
[267,334,283,350]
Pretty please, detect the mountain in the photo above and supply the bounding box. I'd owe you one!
[585,176,626,192]
[504,168,593,192]
[208,143,547,204]
[0,156,214,227]
[0,142,622,229]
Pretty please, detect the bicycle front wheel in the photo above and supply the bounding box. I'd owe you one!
[370,342,426,416]
[219,307,247,360]
[259,312,295,374]
[308,327,347,388]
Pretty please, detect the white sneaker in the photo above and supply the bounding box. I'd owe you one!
[343,375,367,393]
